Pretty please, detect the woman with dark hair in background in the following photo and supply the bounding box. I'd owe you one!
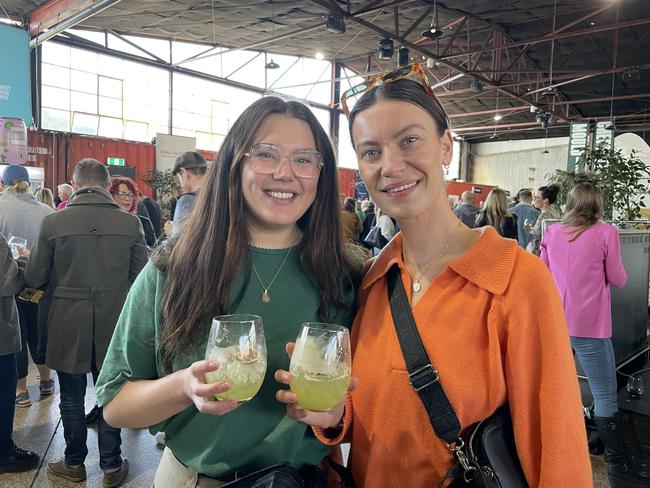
[96,97,357,487]
[475,187,518,239]
[276,66,591,486]
[108,176,156,248]
[526,184,560,255]
[541,183,642,488]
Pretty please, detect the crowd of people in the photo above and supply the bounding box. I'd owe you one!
[0,62,645,488]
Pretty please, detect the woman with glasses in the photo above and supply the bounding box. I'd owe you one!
[95,97,357,487]
[276,65,592,487]
[108,176,156,248]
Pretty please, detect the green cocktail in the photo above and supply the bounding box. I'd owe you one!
[205,345,267,402]
[289,323,352,412]
[290,366,350,412]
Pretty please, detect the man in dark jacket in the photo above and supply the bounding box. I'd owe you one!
[26,159,147,487]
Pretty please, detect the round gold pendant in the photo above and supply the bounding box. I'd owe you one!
[261,291,271,303]
[412,282,422,293]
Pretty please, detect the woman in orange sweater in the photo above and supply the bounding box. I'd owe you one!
[276,66,592,487]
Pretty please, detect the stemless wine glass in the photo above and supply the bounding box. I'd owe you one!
[204,314,267,403]
[289,322,351,412]
[627,374,644,399]
[8,236,27,259]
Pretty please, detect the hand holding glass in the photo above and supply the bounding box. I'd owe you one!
[204,314,267,403]
[8,236,27,259]
[289,323,351,412]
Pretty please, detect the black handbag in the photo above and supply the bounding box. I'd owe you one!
[363,225,387,249]
[221,463,322,488]
[386,265,528,488]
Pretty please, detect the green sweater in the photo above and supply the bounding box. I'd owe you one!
[96,245,355,477]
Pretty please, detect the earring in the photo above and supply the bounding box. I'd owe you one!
[444,164,450,176]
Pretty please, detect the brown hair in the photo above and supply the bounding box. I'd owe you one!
[35,187,55,208]
[348,78,450,146]
[157,97,357,373]
[562,182,603,241]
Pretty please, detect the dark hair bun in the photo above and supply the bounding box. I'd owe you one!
[543,184,560,204]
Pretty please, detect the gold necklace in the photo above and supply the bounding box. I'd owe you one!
[251,245,295,303]
[408,220,462,293]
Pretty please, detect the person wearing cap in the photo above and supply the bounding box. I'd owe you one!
[165,151,208,240]
[0,164,55,408]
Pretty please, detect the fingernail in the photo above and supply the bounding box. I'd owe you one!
[208,361,218,369]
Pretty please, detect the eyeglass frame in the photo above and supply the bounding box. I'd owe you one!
[115,191,136,200]
[340,63,435,116]
[244,143,324,179]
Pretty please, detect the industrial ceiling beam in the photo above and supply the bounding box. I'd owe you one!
[29,0,123,48]
[177,0,417,67]
[307,0,571,122]
[440,17,650,60]
[29,0,94,35]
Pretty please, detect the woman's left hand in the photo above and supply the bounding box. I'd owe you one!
[274,342,358,429]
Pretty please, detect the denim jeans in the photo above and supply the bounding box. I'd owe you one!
[571,336,618,418]
[0,354,17,458]
[57,368,122,469]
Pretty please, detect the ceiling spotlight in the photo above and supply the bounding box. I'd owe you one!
[421,23,443,40]
[265,58,280,69]
[315,52,324,60]
[326,13,345,34]
[605,123,617,131]
[398,46,409,67]
[489,133,499,140]
[470,79,483,93]
[378,37,394,60]
[540,87,559,98]
[589,21,596,26]
[494,114,503,121]
[453,135,464,142]
[622,66,641,82]
[426,57,435,69]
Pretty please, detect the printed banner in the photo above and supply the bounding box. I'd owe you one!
[0,24,32,124]
[566,121,589,172]
[155,133,196,172]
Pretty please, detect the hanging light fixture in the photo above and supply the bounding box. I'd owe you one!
[265,3,280,70]
[540,0,558,99]
[421,0,444,39]
[398,46,410,67]
[378,37,394,59]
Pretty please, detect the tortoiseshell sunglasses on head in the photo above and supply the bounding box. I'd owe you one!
[340,63,435,116]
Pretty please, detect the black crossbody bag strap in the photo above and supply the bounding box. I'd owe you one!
[386,264,462,445]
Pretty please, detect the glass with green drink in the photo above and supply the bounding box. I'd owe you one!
[204,314,267,403]
[289,323,351,412]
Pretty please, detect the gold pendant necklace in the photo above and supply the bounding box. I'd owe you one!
[251,245,294,303]
[409,220,462,294]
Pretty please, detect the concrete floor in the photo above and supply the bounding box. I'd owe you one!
[1,365,610,487]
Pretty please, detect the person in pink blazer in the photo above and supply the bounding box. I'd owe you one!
[540,182,644,488]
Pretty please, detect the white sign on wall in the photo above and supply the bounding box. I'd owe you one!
[155,133,196,172]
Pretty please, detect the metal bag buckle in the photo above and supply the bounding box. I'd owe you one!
[408,364,439,392]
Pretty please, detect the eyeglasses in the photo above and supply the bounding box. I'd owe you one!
[116,191,135,200]
[340,63,435,116]
[244,143,323,179]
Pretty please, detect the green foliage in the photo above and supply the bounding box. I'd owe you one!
[142,169,179,220]
[547,170,600,211]
[548,140,650,220]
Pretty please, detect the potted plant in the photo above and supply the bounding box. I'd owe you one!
[142,169,179,220]
[548,140,650,220]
